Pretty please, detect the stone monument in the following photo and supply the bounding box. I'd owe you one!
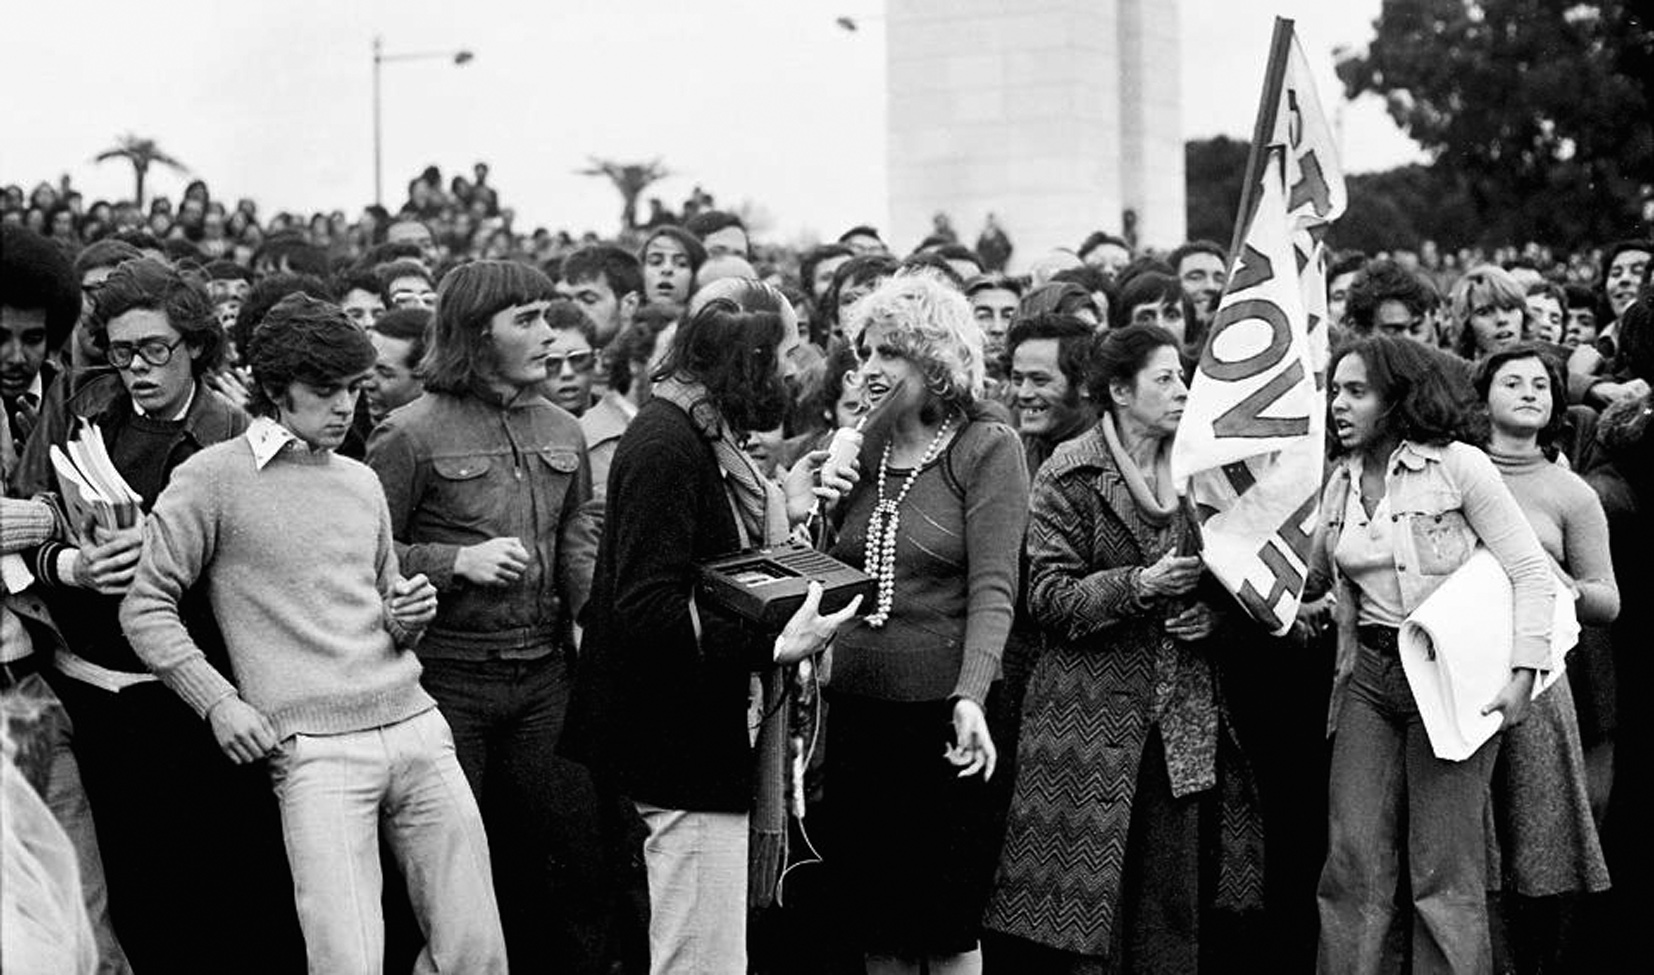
[886,0,1185,262]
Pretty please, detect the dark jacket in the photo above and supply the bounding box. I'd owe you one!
[561,397,774,812]
[15,370,245,500]
[18,372,247,674]
[367,390,597,658]
[984,426,1260,955]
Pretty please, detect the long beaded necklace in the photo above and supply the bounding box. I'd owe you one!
[862,417,956,627]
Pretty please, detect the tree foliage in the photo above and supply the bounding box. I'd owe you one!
[1336,0,1653,247]
[93,134,188,208]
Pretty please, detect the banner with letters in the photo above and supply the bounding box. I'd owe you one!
[1171,21,1346,636]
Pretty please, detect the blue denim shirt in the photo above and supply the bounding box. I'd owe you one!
[366,390,598,659]
[1308,440,1554,733]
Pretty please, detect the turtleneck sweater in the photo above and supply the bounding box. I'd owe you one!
[1489,446,1619,626]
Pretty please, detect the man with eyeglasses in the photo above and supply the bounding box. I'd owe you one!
[14,257,307,973]
[365,260,600,972]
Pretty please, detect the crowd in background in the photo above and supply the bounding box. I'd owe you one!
[3,159,1652,975]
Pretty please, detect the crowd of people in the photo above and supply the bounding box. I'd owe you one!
[2,163,1652,975]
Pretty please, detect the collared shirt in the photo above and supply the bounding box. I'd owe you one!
[246,416,301,470]
[128,383,196,422]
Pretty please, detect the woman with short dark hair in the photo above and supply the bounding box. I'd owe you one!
[563,279,861,975]
[985,324,1259,972]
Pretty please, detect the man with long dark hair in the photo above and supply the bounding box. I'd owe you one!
[563,279,860,975]
[365,259,599,971]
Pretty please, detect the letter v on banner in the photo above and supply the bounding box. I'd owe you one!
[1171,153,1325,636]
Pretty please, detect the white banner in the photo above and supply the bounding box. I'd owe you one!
[1168,26,1349,636]
[1173,155,1323,636]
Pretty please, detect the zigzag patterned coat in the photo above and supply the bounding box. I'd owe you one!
[982,426,1263,956]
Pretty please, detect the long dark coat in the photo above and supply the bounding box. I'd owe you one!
[982,426,1260,956]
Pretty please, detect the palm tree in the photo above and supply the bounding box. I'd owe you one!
[93,134,189,208]
[577,157,670,233]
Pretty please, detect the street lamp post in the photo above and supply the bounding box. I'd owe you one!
[372,36,474,207]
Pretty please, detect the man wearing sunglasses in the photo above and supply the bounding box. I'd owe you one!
[365,260,599,972]
[537,300,598,417]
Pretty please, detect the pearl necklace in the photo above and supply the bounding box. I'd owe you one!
[862,417,955,627]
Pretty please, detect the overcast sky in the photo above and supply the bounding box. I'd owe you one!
[3,0,1422,244]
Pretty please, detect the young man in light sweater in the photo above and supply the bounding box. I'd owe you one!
[122,294,507,975]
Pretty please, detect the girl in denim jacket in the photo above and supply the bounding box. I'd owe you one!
[1306,336,1554,975]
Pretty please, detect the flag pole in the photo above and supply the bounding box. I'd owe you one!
[1228,17,1296,260]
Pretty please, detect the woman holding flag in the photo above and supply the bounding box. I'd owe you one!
[984,324,1262,973]
[1308,335,1555,974]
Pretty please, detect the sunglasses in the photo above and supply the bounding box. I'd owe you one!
[546,350,595,373]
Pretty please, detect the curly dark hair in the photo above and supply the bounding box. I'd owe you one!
[821,254,900,336]
[232,272,334,357]
[87,256,222,376]
[1,225,81,352]
[1473,342,1569,456]
[1004,312,1096,395]
[1328,334,1482,457]
[246,293,376,418]
[654,280,789,435]
[1344,259,1439,336]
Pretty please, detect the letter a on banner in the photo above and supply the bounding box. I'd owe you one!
[1171,151,1325,636]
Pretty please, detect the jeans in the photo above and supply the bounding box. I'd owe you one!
[1316,644,1498,975]
[635,802,749,975]
[421,652,612,971]
[268,707,506,975]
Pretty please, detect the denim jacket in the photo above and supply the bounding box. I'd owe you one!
[366,390,598,659]
[1306,440,1554,734]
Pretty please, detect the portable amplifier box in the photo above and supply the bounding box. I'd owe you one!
[695,541,874,629]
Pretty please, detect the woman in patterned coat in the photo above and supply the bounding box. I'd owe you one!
[983,324,1262,973]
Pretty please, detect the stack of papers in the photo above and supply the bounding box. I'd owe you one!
[48,422,141,542]
[1399,547,1578,761]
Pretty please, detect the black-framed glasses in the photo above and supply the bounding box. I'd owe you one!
[108,336,185,369]
[547,350,596,373]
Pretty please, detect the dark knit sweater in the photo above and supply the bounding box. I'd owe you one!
[122,436,433,739]
[562,398,775,812]
[828,417,1028,704]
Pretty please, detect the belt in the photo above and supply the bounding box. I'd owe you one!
[0,652,42,690]
[1357,624,1401,656]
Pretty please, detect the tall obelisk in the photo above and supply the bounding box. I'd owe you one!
[886,0,1185,260]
